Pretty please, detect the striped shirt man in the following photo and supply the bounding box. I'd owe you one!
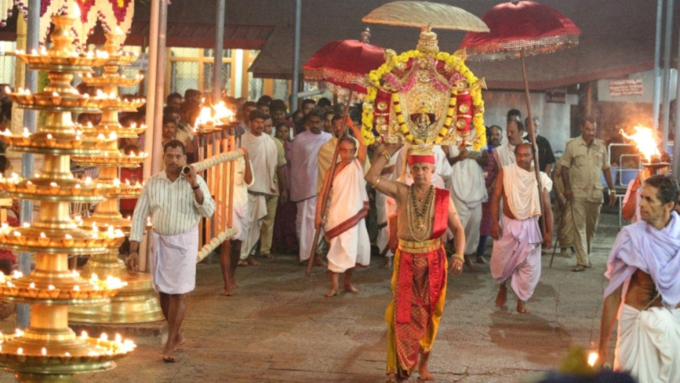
[130,171,215,242]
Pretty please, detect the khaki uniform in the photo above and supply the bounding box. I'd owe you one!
[259,137,287,255]
[552,161,574,249]
[559,136,610,267]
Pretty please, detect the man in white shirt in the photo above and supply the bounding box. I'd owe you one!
[289,111,332,264]
[128,140,215,363]
[494,120,527,170]
[239,110,284,265]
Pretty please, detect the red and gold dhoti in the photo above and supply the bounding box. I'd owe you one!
[385,188,450,379]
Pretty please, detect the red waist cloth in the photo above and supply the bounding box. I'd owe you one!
[396,247,446,324]
[395,188,449,324]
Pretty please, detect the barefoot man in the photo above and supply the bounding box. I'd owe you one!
[366,144,465,383]
[128,140,215,362]
[316,136,370,297]
[219,147,253,296]
[597,175,680,383]
[490,143,553,314]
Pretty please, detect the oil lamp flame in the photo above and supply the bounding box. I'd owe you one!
[588,352,598,367]
[620,126,661,163]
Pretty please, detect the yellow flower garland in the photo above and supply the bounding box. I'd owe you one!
[362,49,486,151]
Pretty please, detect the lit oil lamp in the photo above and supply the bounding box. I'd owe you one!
[620,125,669,175]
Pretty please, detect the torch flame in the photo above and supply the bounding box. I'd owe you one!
[587,352,598,367]
[620,126,661,162]
[195,107,214,127]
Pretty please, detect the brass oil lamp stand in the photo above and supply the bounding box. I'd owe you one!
[68,28,162,324]
[0,11,134,382]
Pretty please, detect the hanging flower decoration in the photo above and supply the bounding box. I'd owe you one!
[361,41,486,151]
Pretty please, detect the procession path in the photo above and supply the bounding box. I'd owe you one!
[0,215,621,383]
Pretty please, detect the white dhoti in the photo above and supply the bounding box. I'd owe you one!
[446,153,486,255]
[452,197,482,255]
[296,197,321,262]
[231,203,249,242]
[241,193,267,259]
[490,215,542,302]
[615,304,680,383]
[325,160,370,273]
[150,226,199,295]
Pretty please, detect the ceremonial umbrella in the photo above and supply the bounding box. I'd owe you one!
[303,29,385,97]
[460,0,581,241]
[302,30,385,275]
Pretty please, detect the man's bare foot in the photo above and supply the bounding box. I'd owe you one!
[162,354,177,363]
[495,285,507,307]
[260,253,273,259]
[343,284,359,294]
[324,289,338,297]
[418,352,435,381]
[237,259,248,266]
[517,300,532,314]
[382,257,393,269]
[464,255,476,271]
[314,256,327,267]
[475,255,487,264]
[246,258,260,266]
[221,289,231,296]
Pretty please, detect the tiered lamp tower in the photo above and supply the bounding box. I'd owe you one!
[68,28,163,324]
[0,10,135,382]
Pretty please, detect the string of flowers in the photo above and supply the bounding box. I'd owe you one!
[362,49,486,151]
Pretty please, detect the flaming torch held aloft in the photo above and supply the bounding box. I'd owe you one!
[620,125,669,175]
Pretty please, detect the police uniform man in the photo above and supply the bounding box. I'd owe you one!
[559,116,616,272]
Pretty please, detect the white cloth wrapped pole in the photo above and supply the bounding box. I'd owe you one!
[196,227,238,262]
[191,150,244,173]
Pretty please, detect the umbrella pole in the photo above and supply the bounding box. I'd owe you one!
[520,50,548,236]
[306,89,356,276]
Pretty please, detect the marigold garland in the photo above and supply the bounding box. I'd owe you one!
[362,49,486,151]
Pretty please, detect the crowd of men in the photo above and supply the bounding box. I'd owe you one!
[115,91,678,382]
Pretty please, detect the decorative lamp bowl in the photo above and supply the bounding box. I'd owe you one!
[0,272,128,304]
[0,130,108,154]
[72,152,148,168]
[0,332,136,374]
[0,176,111,202]
[0,225,125,255]
[15,50,110,69]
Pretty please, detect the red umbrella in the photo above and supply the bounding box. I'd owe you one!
[459,1,580,61]
[460,0,581,243]
[303,29,385,95]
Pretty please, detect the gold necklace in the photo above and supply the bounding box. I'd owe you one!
[407,185,434,241]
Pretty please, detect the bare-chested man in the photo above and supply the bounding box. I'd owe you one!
[365,143,465,383]
[490,143,553,314]
[597,175,680,383]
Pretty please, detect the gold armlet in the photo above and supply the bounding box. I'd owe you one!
[382,150,391,163]
[372,177,381,188]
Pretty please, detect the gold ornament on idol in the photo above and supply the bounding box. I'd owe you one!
[407,185,435,241]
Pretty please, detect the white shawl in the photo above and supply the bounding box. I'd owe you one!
[503,164,552,220]
[240,131,279,195]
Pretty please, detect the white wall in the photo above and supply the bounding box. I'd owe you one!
[482,90,578,153]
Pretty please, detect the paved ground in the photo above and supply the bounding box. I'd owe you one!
[0,214,622,383]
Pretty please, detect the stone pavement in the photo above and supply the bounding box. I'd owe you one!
[0,214,623,383]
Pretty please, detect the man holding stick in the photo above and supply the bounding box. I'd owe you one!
[316,135,369,297]
[365,143,465,383]
[490,143,553,314]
